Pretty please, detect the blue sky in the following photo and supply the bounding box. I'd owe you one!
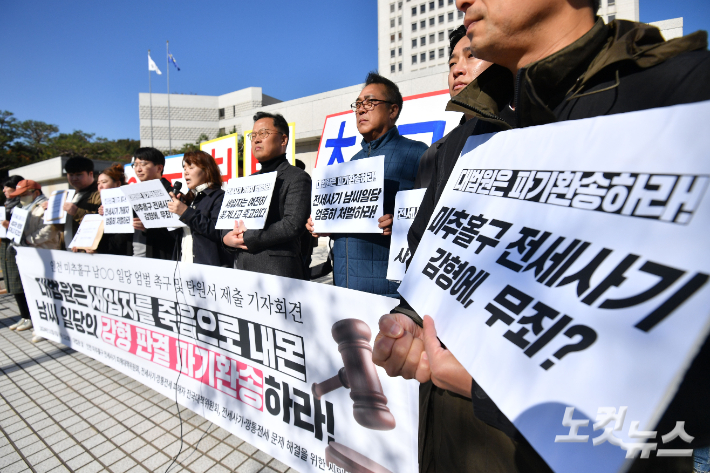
[1,0,708,141]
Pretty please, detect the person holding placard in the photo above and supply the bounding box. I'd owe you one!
[130,147,176,260]
[222,112,311,279]
[307,72,427,297]
[7,180,60,336]
[2,176,27,327]
[60,157,101,249]
[167,151,230,266]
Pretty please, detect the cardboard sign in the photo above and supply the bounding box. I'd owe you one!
[315,90,461,169]
[7,207,29,244]
[397,101,710,473]
[68,214,104,250]
[16,248,419,473]
[386,189,426,281]
[43,189,76,224]
[216,172,278,230]
[122,179,186,229]
[311,156,385,234]
[0,208,6,239]
[244,123,296,176]
[101,188,134,234]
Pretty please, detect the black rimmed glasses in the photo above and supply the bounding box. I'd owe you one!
[350,99,394,111]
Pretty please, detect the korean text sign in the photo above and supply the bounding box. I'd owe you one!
[7,207,29,244]
[101,188,134,234]
[311,156,385,233]
[216,172,277,230]
[398,101,710,473]
[68,214,104,250]
[44,189,75,224]
[16,248,419,473]
[387,189,426,281]
[122,180,185,229]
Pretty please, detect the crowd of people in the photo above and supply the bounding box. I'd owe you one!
[2,0,709,470]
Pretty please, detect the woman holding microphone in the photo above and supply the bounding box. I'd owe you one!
[167,151,230,266]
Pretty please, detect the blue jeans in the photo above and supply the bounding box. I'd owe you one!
[696,447,710,473]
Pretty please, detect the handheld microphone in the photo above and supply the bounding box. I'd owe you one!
[172,181,182,197]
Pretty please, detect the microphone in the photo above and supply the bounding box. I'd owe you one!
[172,181,182,197]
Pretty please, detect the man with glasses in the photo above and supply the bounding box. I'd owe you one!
[222,112,311,279]
[131,147,176,259]
[307,72,427,297]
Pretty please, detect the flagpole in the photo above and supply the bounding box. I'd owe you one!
[149,50,154,147]
[167,40,172,153]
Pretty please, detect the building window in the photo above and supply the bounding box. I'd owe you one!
[458,10,464,18]
[439,0,444,6]
[420,20,426,28]
[429,33,435,43]
[429,50,435,60]
[608,14,615,21]
[398,16,402,25]
[219,127,225,135]
[439,48,444,58]
[448,0,453,4]
[391,49,395,58]
[390,19,395,28]
[233,105,235,116]
[421,52,426,62]
[412,55,417,64]
[390,3,395,12]
[420,4,425,13]
[448,28,453,36]
[429,1,435,10]
[391,64,396,73]
[412,38,417,47]
[398,1,402,9]
[218,108,225,119]
[429,17,435,26]
[608,0,615,5]
[412,6,417,15]
[398,47,402,55]
[412,22,417,31]
[439,31,444,41]
[399,32,402,39]
[448,12,453,22]
[391,34,395,42]
[439,14,444,23]
[399,62,402,71]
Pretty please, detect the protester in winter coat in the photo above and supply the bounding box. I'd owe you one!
[168,151,230,266]
[90,164,132,256]
[61,156,101,249]
[372,1,710,471]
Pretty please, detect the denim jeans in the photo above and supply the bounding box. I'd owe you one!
[695,447,710,473]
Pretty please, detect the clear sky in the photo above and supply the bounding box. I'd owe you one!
[1,0,708,142]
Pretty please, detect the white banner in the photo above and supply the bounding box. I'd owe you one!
[315,91,461,169]
[0,208,6,239]
[7,207,29,244]
[216,172,278,230]
[311,156,385,234]
[44,189,75,224]
[398,101,710,473]
[387,189,426,281]
[101,188,134,234]
[122,180,186,229]
[16,249,419,473]
[68,214,104,250]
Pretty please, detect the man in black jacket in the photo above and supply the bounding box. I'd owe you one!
[131,147,176,260]
[61,156,101,249]
[372,0,710,471]
[222,112,311,279]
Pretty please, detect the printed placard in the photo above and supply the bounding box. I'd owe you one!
[101,188,134,234]
[216,172,277,230]
[0,208,6,239]
[7,207,29,244]
[68,214,104,250]
[398,101,710,473]
[387,189,426,281]
[16,248,419,473]
[43,189,76,224]
[311,156,385,233]
[122,179,186,229]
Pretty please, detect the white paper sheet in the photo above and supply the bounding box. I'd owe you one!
[386,189,426,281]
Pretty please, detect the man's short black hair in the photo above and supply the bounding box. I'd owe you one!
[253,112,289,139]
[592,0,600,14]
[364,71,403,120]
[449,25,467,58]
[3,175,24,189]
[133,147,165,167]
[64,156,94,174]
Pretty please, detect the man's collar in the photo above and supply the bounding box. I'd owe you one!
[360,125,400,151]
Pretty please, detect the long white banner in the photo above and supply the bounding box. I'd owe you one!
[398,101,710,473]
[16,249,418,473]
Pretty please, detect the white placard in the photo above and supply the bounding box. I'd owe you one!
[101,188,134,234]
[386,189,426,281]
[67,214,104,250]
[43,189,76,224]
[16,248,419,473]
[121,179,186,229]
[7,208,29,244]
[398,101,710,473]
[311,156,385,234]
[216,172,278,230]
[0,208,6,239]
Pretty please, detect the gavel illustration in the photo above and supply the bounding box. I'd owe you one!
[312,318,396,431]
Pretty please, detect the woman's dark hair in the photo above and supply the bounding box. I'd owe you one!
[100,164,127,186]
[3,175,24,189]
[182,151,223,191]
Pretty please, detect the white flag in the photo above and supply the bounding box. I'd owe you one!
[148,54,162,75]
